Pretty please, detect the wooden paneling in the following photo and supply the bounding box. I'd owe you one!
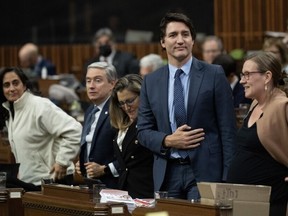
[2,0,287,80]
[132,198,221,216]
[214,0,288,52]
[0,43,169,81]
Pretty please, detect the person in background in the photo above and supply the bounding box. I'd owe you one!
[139,53,164,77]
[75,62,118,189]
[18,43,80,110]
[18,43,56,79]
[263,37,288,74]
[137,12,236,200]
[226,52,288,216]
[262,37,288,96]
[109,74,154,198]
[0,67,82,191]
[84,28,139,79]
[201,35,224,64]
[212,54,252,108]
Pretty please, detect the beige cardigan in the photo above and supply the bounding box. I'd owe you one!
[249,88,288,167]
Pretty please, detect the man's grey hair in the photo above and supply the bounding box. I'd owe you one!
[93,28,114,43]
[87,62,117,83]
[140,54,164,71]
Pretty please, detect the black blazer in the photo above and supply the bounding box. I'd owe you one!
[80,100,118,188]
[112,121,154,198]
[111,51,139,77]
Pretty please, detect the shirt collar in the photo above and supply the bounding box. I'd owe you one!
[94,96,110,111]
[168,57,193,77]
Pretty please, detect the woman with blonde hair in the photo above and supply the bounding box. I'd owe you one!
[109,74,153,198]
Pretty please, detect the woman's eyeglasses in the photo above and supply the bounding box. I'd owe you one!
[240,71,263,80]
[118,96,138,108]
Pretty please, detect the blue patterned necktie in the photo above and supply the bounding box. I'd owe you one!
[174,69,188,158]
[81,106,99,145]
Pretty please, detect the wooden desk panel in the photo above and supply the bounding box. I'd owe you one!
[0,131,14,164]
[0,188,24,216]
[37,79,60,98]
[132,198,220,216]
[23,184,131,216]
[23,184,222,216]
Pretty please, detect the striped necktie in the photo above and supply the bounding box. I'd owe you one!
[81,106,99,145]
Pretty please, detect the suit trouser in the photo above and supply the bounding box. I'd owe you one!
[161,158,199,200]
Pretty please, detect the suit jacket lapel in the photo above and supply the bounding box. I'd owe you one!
[158,66,171,132]
[90,100,110,152]
[187,58,204,121]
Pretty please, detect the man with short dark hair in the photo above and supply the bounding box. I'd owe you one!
[137,12,236,200]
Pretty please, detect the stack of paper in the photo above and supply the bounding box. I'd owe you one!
[100,189,136,212]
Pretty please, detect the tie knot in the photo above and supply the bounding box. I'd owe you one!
[175,69,184,78]
[92,106,99,114]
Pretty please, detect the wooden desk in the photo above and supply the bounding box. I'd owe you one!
[0,188,24,216]
[0,131,14,164]
[37,78,60,98]
[132,198,221,216]
[22,184,131,216]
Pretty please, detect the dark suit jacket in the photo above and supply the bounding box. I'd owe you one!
[80,100,118,188]
[84,50,139,79]
[112,121,154,198]
[34,57,56,77]
[137,57,237,191]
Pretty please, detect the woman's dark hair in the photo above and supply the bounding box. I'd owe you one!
[212,54,237,77]
[0,67,34,129]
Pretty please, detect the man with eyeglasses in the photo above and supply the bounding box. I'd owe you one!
[75,62,118,189]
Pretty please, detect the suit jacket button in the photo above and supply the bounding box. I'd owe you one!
[131,156,134,159]
[135,140,138,144]
[125,168,128,171]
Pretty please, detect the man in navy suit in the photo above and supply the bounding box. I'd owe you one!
[137,12,237,200]
[76,62,118,189]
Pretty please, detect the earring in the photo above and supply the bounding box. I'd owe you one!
[265,85,267,91]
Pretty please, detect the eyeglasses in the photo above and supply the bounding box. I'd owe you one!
[240,71,263,80]
[118,96,138,108]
